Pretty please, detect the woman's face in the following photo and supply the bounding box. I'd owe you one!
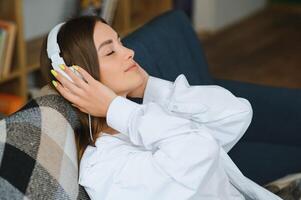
[93,21,144,97]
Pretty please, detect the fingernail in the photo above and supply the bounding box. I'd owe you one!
[52,80,58,87]
[72,65,79,71]
[50,69,58,77]
[59,64,65,70]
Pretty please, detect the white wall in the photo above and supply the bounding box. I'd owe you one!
[23,0,77,40]
[193,0,267,32]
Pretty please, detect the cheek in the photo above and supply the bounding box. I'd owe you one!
[99,61,124,89]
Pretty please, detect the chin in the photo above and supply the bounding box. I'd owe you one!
[131,75,144,90]
[126,74,145,96]
[117,74,144,97]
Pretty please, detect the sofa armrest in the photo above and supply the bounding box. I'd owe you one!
[214,78,301,146]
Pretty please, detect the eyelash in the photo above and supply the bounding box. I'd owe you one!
[106,51,114,56]
[105,39,122,56]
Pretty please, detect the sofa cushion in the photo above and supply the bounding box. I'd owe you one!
[0,86,89,199]
[122,10,213,86]
[229,141,301,186]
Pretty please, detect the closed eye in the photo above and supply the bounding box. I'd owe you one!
[104,37,120,56]
[106,51,115,56]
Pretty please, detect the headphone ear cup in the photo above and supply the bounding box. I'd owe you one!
[69,66,85,81]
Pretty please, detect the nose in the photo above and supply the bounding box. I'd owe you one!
[123,46,134,60]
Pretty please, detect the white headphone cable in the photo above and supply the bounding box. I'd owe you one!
[88,114,93,142]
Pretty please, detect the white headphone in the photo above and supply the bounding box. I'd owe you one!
[47,22,94,143]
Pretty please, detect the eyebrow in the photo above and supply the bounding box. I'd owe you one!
[97,33,120,51]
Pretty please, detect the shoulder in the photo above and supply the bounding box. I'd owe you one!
[78,133,144,186]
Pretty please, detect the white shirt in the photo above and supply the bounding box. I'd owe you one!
[79,74,282,200]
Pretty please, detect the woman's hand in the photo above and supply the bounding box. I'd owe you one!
[51,65,117,117]
[127,65,149,98]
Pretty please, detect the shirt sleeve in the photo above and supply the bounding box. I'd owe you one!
[80,96,222,199]
[142,74,253,152]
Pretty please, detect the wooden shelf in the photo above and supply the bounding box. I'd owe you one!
[0,70,20,84]
[0,36,43,77]
[26,36,45,73]
[0,36,42,83]
[0,0,46,101]
[0,0,27,100]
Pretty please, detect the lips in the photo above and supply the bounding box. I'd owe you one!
[125,63,137,72]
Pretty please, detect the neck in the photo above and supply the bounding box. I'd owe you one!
[102,122,119,135]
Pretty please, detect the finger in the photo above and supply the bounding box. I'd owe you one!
[51,68,84,96]
[52,80,82,106]
[73,65,96,84]
[63,64,88,89]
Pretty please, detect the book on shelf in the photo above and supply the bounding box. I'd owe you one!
[0,19,17,78]
[0,93,24,115]
[0,28,7,75]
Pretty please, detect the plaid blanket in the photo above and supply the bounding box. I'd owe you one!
[0,85,90,200]
[265,173,301,200]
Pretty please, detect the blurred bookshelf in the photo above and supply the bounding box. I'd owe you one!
[0,0,172,111]
[0,0,26,114]
[26,36,45,73]
[113,0,172,37]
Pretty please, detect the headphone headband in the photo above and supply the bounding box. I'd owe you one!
[47,23,65,59]
[47,22,74,82]
[46,22,94,143]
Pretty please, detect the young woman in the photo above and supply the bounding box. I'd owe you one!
[40,16,282,200]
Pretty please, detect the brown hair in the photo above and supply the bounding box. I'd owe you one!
[40,15,108,160]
